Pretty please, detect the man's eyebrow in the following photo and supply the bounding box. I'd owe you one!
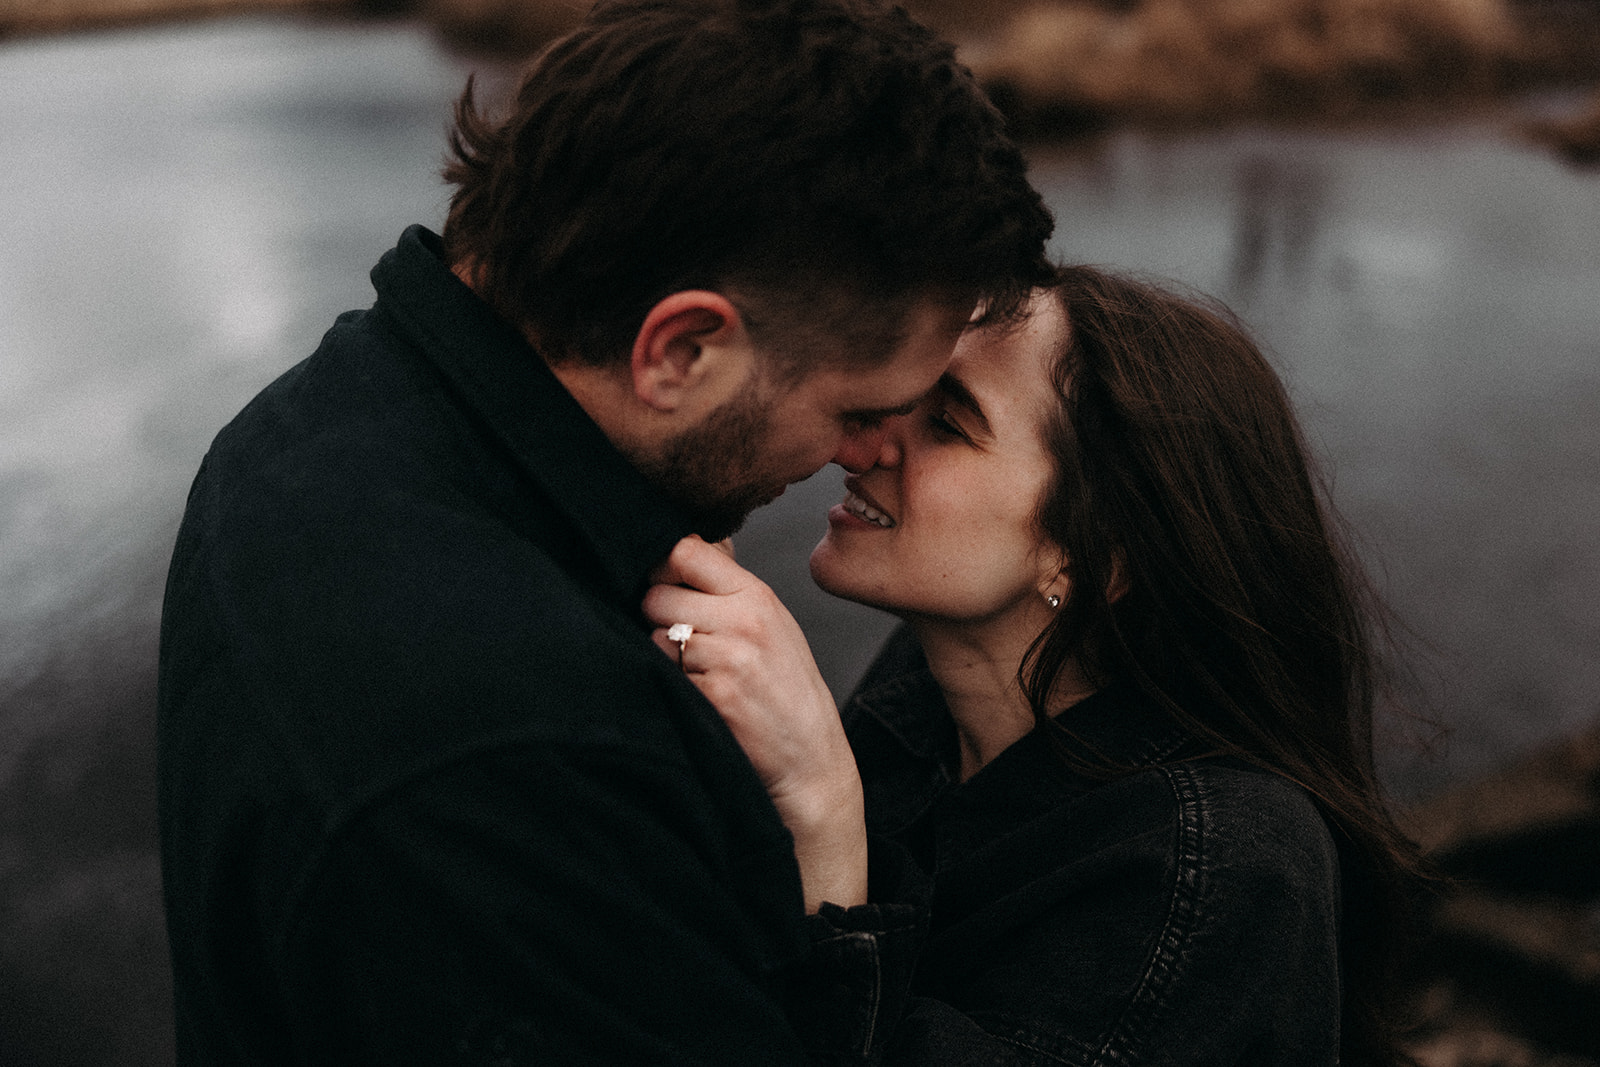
[935,372,992,436]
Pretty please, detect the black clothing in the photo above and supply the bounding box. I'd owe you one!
[839,628,1346,1065]
[159,225,1344,1066]
[158,227,886,1065]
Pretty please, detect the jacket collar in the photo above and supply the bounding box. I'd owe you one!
[846,626,1195,836]
[370,226,694,606]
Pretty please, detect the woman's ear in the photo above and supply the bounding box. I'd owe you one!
[630,291,753,412]
[1040,548,1127,609]
[1039,549,1071,610]
[1105,550,1130,604]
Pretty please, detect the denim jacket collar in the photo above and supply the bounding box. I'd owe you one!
[844,627,1195,846]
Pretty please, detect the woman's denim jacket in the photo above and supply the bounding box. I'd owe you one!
[791,628,1345,1066]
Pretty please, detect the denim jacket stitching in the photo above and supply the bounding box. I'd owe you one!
[972,1023,1075,1062]
[979,1021,1082,1064]
[1092,763,1209,1066]
[858,931,882,1056]
[849,669,946,761]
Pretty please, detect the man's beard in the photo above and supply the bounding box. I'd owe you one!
[635,377,780,542]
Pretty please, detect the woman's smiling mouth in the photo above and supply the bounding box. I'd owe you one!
[842,488,896,528]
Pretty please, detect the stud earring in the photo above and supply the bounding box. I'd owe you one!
[1045,593,1061,609]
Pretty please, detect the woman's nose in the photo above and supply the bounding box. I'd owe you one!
[870,414,908,470]
[834,423,885,473]
[876,415,902,467]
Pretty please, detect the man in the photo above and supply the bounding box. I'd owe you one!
[157,0,1053,1062]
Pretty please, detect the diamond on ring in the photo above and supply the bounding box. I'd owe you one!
[667,622,693,671]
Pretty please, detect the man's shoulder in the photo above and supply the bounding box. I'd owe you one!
[202,303,431,476]
[158,263,725,828]
[183,297,541,574]
[163,314,681,769]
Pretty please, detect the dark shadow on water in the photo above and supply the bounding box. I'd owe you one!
[0,542,173,1067]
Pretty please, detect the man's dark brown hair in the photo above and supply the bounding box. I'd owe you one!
[442,0,1054,369]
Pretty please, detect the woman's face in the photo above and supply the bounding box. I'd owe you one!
[809,291,1068,624]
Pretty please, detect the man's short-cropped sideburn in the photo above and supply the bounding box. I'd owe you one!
[440,0,1054,369]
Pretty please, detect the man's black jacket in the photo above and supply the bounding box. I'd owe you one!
[158,227,838,1064]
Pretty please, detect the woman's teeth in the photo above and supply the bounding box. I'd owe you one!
[844,490,895,528]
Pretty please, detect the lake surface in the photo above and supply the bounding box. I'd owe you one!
[1,14,1597,1066]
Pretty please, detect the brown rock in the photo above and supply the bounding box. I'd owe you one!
[1522,88,1600,166]
[0,0,352,38]
[1398,718,1600,1064]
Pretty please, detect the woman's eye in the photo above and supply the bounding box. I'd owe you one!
[929,411,966,440]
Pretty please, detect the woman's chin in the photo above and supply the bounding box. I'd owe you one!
[809,540,884,609]
[808,538,847,595]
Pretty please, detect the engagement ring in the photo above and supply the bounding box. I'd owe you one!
[667,623,694,670]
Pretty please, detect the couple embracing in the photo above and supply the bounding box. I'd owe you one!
[157,1,1425,1063]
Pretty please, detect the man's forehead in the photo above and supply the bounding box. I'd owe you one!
[752,291,970,404]
[833,322,958,401]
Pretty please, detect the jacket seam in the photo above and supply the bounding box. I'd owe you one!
[983,1026,1078,1064]
[861,932,882,1056]
[1092,763,1209,1066]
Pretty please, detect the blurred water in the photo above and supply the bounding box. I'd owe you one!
[0,14,1597,1066]
[1037,123,1600,795]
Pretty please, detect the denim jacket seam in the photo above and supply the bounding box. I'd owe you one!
[859,931,882,1056]
[980,1025,1080,1064]
[810,924,920,945]
[849,670,945,761]
[1092,763,1209,1066]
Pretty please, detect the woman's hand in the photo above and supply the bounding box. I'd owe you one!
[644,535,868,912]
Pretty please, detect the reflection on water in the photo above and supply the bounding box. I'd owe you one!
[1,15,1597,1067]
[1230,154,1327,290]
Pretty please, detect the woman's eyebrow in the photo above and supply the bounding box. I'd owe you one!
[936,372,992,436]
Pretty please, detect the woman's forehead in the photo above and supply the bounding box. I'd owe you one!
[950,295,1067,399]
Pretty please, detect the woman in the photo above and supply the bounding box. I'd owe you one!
[644,267,1426,1065]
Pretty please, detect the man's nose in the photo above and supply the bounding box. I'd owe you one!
[833,419,904,474]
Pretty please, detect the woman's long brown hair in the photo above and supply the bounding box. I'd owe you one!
[1022,267,1428,1066]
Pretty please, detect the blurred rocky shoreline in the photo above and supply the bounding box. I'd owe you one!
[5,0,1600,160]
[1400,720,1600,1066]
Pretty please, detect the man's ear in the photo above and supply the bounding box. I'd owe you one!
[449,256,483,292]
[630,291,751,412]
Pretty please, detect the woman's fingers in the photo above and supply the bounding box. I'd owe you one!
[642,581,708,630]
[643,544,866,912]
[643,539,787,663]
[643,532,835,746]
[650,534,750,595]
